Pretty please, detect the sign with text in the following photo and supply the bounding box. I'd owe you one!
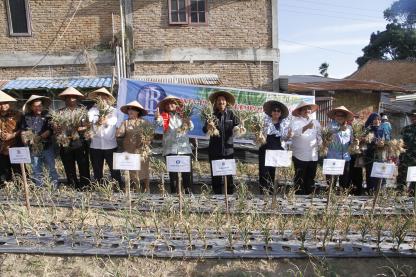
[407,166,416,182]
[265,150,292,167]
[117,78,315,139]
[371,162,396,179]
[212,159,236,176]
[166,156,191,172]
[322,159,346,175]
[9,147,31,164]
[113,152,141,170]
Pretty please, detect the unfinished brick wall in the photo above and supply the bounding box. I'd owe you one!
[132,0,272,49]
[0,0,119,53]
[134,61,273,91]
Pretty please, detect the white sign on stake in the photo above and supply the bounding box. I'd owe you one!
[406,166,416,182]
[265,150,292,167]
[371,162,396,179]
[9,147,31,164]
[212,159,236,176]
[322,159,346,175]
[166,156,191,172]
[113,152,141,170]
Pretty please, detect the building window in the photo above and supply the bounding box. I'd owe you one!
[169,0,207,25]
[5,0,32,36]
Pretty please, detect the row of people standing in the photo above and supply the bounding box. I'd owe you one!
[0,87,414,194]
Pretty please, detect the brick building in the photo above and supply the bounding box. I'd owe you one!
[286,75,410,127]
[0,0,279,99]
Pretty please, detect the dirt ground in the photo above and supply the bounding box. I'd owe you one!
[0,254,415,277]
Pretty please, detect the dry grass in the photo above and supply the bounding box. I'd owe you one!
[0,254,415,276]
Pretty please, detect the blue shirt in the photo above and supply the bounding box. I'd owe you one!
[326,120,353,161]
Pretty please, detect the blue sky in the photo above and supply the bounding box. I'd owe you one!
[279,0,396,78]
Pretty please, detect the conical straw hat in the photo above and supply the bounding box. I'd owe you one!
[88,87,116,103]
[22,95,51,114]
[291,101,319,116]
[0,90,16,103]
[263,100,289,119]
[157,96,183,113]
[120,100,148,116]
[327,106,354,121]
[208,90,235,106]
[58,87,84,98]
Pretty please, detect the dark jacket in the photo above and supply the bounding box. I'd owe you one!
[21,111,53,148]
[203,108,240,158]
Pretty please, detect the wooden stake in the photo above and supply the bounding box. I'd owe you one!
[326,175,334,212]
[125,170,131,213]
[413,182,416,215]
[224,176,229,214]
[271,168,277,209]
[371,179,383,218]
[20,163,30,213]
[178,173,183,218]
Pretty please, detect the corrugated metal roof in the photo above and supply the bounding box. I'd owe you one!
[0,80,9,89]
[288,79,411,93]
[133,74,221,85]
[3,76,112,90]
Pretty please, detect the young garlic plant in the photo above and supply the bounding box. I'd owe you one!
[391,214,412,251]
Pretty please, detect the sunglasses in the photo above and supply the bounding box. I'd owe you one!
[272,109,281,112]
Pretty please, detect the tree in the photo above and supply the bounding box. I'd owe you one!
[356,0,416,67]
[319,62,329,77]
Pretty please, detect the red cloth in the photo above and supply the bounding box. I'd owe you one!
[161,112,170,133]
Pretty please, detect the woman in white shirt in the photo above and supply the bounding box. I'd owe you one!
[289,101,321,195]
[259,100,289,194]
[87,88,123,189]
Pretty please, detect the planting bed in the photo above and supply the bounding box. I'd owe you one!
[0,226,415,259]
[0,192,413,215]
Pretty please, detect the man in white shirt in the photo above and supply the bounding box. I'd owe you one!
[88,88,123,188]
[289,101,321,194]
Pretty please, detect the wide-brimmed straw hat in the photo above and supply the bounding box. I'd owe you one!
[0,90,16,103]
[263,100,289,119]
[22,95,51,114]
[407,109,416,116]
[208,90,235,106]
[327,106,354,121]
[88,87,116,103]
[157,96,183,113]
[291,101,319,116]
[58,87,84,98]
[120,100,148,116]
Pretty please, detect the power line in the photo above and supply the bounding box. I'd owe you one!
[280,3,382,20]
[279,38,358,55]
[32,0,84,70]
[280,8,384,23]
[280,0,379,12]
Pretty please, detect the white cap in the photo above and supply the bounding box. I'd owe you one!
[381,115,388,120]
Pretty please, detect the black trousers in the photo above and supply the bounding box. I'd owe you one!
[365,161,383,192]
[90,147,123,188]
[349,155,364,195]
[258,136,283,194]
[293,157,318,195]
[0,154,22,186]
[325,161,350,190]
[209,154,234,194]
[259,147,276,193]
[166,154,193,194]
[60,145,90,189]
